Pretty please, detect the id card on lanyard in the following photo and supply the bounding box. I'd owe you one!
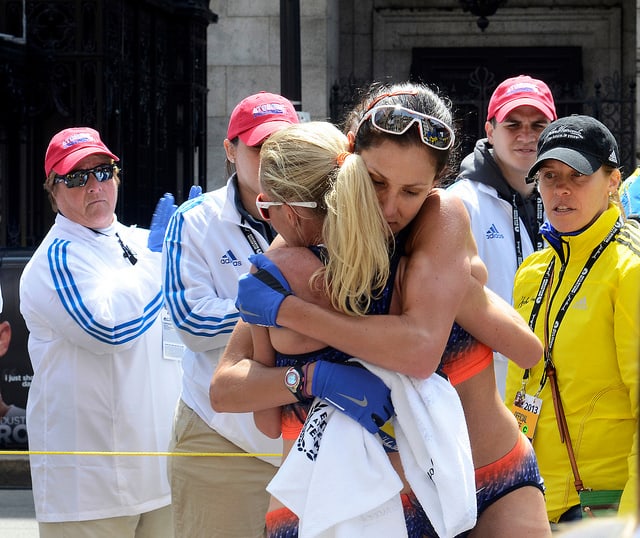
[162,308,185,360]
[512,392,543,441]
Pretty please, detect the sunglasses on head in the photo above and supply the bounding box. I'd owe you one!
[53,163,118,188]
[255,197,317,220]
[355,105,455,151]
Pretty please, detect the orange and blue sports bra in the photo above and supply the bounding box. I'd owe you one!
[438,322,493,386]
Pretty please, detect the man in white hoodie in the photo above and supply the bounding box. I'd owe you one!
[448,75,556,396]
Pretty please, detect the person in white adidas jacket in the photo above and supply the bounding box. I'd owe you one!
[448,75,556,397]
[162,92,298,538]
[20,127,181,538]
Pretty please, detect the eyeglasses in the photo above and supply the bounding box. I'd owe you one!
[53,163,118,188]
[255,199,317,220]
[355,105,455,151]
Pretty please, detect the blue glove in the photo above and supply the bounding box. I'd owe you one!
[311,360,394,434]
[188,185,203,199]
[147,186,201,252]
[235,253,292,326]
[148,193,176,252]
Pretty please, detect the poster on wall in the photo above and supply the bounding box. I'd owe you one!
[0,251,34,450]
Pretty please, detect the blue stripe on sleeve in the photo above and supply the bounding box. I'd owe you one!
[163,204,239,338]
[48,239,163,345]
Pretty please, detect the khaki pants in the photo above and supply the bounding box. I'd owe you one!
[39,505,173,538]
[168,400,277,538]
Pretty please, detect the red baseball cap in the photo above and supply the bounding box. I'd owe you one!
[487,75,557,123]
[45,127,119,175]
[227,92,299,147]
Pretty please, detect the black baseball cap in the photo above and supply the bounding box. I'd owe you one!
[526,115,620,183]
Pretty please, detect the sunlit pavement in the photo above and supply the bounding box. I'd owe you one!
[0,488,38,537]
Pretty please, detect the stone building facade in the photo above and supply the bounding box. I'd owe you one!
[205,0,638,187]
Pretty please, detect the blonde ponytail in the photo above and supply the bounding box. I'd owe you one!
[321,153,391,316]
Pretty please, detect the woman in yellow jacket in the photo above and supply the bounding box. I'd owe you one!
[505,115,639,524]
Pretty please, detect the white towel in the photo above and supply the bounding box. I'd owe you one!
[361,362,477,538]
[267,399,407,538]
[268,361,477,538]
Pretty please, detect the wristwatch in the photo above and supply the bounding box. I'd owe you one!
[284,365,306,402]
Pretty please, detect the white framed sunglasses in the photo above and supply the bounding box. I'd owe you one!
[255,198,317,220]
[356,104,455,151]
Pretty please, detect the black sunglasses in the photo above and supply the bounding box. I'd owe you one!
[53,163,118,188]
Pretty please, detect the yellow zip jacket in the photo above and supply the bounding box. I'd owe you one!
[505,204,640,522]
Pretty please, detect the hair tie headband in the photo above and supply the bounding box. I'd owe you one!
[336,152,351,167]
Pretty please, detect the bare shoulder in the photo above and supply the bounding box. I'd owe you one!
[407,188,472,253]
[418,188,471,226]
[265,246,322,276]
[264,247,330,307]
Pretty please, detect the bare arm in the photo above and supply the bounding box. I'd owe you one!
[433,192,542,366]
[249,324,282,438]
[210,320,297,413]
[456,282,543,368]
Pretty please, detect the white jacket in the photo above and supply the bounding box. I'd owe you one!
[447,179,537,304]
[20,214,181,522]
[162,177,282,464]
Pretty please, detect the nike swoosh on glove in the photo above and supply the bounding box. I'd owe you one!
[311,360,394,434]
[235,253,292,327]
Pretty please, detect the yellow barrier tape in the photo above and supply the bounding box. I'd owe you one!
[0,451,282,457]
